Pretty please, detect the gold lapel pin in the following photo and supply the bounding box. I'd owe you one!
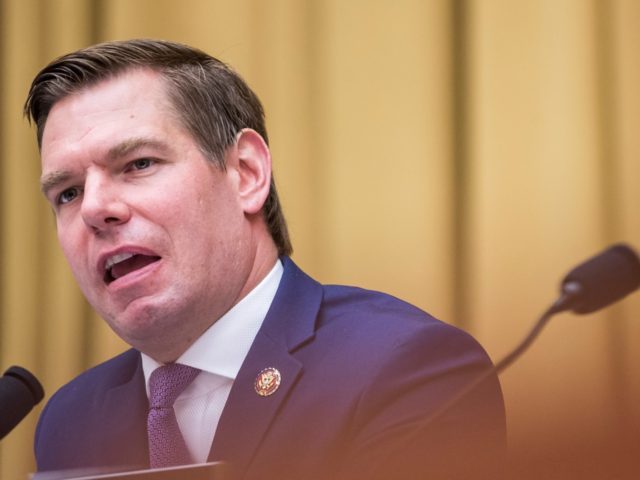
[254,367,281,397]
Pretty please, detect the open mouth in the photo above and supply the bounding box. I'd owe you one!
[104,253,161,285]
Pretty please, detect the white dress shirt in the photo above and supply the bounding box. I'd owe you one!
[141,259,283,463]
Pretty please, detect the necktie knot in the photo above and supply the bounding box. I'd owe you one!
[149,363,200,408]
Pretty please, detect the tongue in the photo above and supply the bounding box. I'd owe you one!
[111,255,160,280]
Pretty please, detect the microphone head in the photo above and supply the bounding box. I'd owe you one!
[0,366,45,439]
[561,244,640,314]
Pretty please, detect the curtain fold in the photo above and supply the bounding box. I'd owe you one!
[1,1,638,478]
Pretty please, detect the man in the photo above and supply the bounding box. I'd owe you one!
[25,39,505,479]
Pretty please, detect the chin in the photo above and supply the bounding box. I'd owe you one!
[104,304,163,342]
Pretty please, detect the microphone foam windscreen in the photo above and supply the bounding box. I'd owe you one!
[0,366,45,439]
[562,244,640,314]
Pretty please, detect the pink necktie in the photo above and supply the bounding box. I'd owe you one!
[147,363,200,468]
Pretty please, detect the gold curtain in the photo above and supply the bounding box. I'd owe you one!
[1,1,638,478]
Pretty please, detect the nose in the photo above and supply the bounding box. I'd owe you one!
[80,173,130,233]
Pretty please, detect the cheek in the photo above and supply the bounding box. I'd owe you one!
[58,234,76,267]
[57,225,91,280]
[182,185,241,235]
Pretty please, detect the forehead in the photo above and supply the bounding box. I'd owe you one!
[41,69,179,160]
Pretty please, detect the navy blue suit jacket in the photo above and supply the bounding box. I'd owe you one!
[35,258,506,479]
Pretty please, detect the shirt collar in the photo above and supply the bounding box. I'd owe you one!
[141,259,283,384]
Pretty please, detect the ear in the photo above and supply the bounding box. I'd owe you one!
[233,128,272,215]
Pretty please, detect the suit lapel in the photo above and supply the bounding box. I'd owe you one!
[209,334,303,475]
[209,258,323,477]
[98,352,150,468]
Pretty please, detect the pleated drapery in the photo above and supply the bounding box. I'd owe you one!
[1,1,639,478]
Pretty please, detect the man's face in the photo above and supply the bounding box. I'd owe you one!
[40,69,257,360]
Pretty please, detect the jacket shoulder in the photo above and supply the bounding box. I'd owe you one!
[35,349,145,471]
[44,348,141,405]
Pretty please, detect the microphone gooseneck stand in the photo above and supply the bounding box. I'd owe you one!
[380,243,640,465]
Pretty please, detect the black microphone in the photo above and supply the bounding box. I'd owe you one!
[387,243,640,455]
[495,243,640,374]
[552,244,640,315]
[0,365,45,440]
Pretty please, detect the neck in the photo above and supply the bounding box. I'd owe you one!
[142,240,280,363]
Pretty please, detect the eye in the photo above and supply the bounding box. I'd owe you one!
[128,158,154,171]
[57,187,81,205]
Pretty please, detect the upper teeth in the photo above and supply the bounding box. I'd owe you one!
[105,253,135,271]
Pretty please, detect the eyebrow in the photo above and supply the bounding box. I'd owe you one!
[40,137,169,197]
[106,137,169,161]
[40,170,73,198]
